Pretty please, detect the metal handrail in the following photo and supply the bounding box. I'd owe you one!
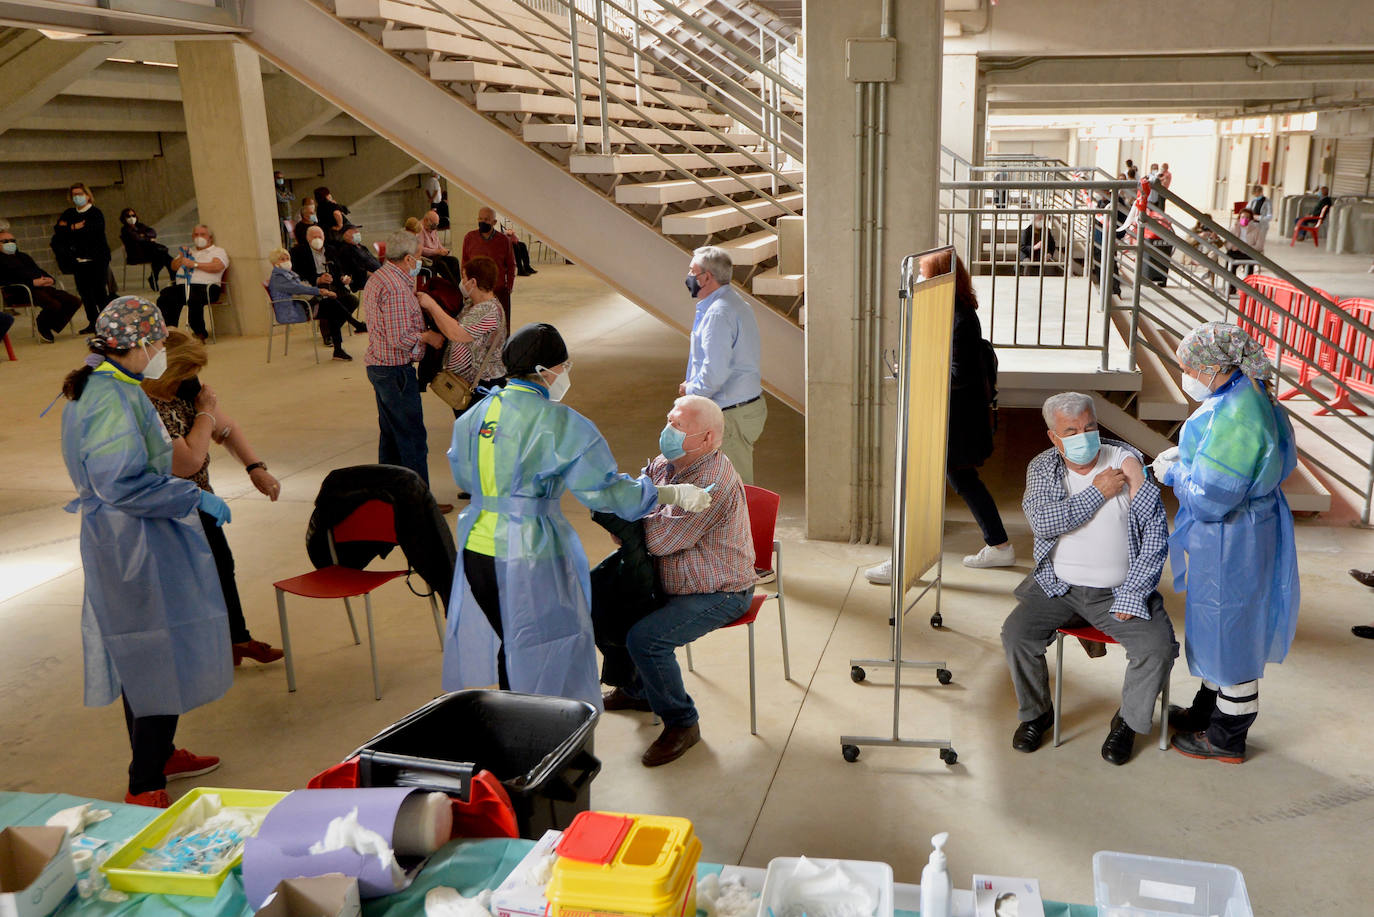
[641,0,801,96]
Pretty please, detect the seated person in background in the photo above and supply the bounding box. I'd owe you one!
[156,224,226,343]
[601,395,755,768]
[1018,214,1058,272]
[421,255,509,416]
[334,225,380,293]
[118,207,173,290]
[418,210,463,285]
[293,198,319,247]
[1001,392,1177,766]
[267,246,338,338]
[505,225,536,276]
[291,225,366,359]
[1294,186,1332,239]
[1225,208,1264,292]
[0,221,83,343]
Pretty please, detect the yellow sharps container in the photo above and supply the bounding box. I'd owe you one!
[546,811,701,917]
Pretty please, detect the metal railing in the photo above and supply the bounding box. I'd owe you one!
[938,170,1374,519]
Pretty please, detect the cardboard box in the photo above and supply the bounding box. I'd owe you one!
[255,875,361,917]
[0,827,77,917]
[491,829,561,917]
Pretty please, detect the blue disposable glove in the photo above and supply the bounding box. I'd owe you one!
[198,491,231,526]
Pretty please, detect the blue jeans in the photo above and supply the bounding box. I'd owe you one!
[366,363,428,486]
[625,589,751,727]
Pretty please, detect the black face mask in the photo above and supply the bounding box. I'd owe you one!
[685,273,702,298]
[478,221,493,234]
[176,375,202,404]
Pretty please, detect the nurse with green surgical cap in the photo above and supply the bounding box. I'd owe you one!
[1154,321,1299,764]
[60,296,232,807]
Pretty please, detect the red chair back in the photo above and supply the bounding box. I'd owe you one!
[743,485,779,569]
[333,499,399,546]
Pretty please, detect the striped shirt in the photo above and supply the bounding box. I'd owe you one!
[443,296,507,382]
[1023,439,1169,619]
[644,451,755,595]
[363,261,425,366]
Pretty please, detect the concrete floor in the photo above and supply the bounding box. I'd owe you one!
[1,262,1371,913]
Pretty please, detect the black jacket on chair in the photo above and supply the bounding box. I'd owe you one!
[305,464,458,608]
[589,510,665,688]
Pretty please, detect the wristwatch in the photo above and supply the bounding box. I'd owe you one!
[245,462,267,474]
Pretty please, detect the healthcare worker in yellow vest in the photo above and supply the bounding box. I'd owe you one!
[1154,322,1299,764]
[443,323,712,708]
[60,296,232,807]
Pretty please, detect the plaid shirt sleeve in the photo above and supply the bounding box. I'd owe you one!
[1022,451,1106,540]
[1111,472,1169,619]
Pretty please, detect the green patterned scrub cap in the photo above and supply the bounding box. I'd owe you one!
[1176,321,1272,382]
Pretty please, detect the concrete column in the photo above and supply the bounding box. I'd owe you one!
[174,39,280,335]
[940,53,985,166]
[804,0,943,542]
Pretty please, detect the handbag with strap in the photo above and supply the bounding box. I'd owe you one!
[430,370,474,410]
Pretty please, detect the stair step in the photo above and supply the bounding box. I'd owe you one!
[384,28,676,89]
[616,169,801,205]
[1111,311,1189,421]
[660,190,802,235]
[751,265,804,296]
[339,0,646,70]
[569,151,762,175]
[476,91,733,128]
[717,229,778,266]
[431,59,708,109]
[522,121,761,148]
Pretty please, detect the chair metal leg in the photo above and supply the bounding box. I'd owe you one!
[1159,676,1170,750]
[685,642,694,673]
[747,621,757,736]
[774,540,790,681]
[342,596,360,644]
[364,593,381,701]
[1053,633,1065,747]
[428,592,445,648]
[275,588,296,693]
[266,320,274,363]
[284,323,291,356]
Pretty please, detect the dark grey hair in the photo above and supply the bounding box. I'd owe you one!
[385,229,419,262]
[1042,392,1095,428]
[691,245,733,285]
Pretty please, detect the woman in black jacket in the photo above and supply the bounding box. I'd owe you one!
[118,207,174,291]
[53,182,111,331]
[313,186,351,243]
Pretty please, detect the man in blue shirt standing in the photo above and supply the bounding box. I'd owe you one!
[679,246,765,484]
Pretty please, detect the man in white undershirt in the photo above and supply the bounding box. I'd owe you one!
[1001,392,1177,766]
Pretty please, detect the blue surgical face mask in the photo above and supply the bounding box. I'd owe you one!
[408,257,422,278]
[73,194,88,207]
[1060,429,1101,465]
[659,423,705,461]
[1,242,16,255]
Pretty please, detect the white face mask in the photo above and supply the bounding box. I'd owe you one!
[351,232,362,244]
[537,364,571,402]
[193,237,209,249]
[125,216,137,226]
[309,237,324,251]
[142,346,168,380]
[1181,372,1216,401]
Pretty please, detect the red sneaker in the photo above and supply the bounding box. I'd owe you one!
[124,789,170,808]
[163,747,221,781]
[233,639,284,666]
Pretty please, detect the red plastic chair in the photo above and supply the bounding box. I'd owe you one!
[1290,205,1329,246]
[1053,624,1169,751]
[683,485,791,736]
[272,499,445,700]
[3,332,15,362]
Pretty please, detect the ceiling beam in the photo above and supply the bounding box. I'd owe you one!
[15,93,184,131]
[0,129,161,161]
[63,59,181,101]
[983,54,1374,88]
[274,136,358,160]
[988,81,1374,104]
[263,71,340,155]
[0,159,120,192]
[0,30,118,135]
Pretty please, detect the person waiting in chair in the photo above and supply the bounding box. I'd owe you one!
[600,395,755,767]
[1000,392,1177,766]
[1017,214,1058,275]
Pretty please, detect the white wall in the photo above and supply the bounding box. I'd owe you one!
[1143,135,1215,209]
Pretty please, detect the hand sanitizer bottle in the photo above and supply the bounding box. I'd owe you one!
[919,832,952,917]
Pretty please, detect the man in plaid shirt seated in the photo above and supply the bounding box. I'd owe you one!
[601,395,756,767]
[1001,392,1177,766]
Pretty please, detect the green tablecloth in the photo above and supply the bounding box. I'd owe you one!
[0,792,1097,917]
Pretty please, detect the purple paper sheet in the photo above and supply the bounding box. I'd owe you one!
[242,788,419,907]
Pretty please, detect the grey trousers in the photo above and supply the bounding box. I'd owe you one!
[1001,575,1178,735]
[720,396,767,485]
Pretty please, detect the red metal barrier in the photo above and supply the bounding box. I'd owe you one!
[1315,299,1374,417]
[1237,275,1338,404]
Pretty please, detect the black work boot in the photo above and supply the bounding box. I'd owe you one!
[1167,684,1217,733]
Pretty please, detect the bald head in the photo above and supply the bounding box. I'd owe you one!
[477,206,496,223]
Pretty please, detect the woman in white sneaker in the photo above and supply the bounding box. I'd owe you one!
[867,252,1013,585]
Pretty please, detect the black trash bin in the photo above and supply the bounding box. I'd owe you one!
[352,690,600,839]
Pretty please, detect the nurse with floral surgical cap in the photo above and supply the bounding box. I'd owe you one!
[1153,321,1299,763]
[60,296,232,807]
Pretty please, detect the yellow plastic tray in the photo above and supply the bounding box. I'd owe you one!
[101,787,287,897]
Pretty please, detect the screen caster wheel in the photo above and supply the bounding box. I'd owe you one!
[940,748,958,765]
[850,666,866,684]
[936,668,953,685]
[930,612,943,628]
[842,744,861,763]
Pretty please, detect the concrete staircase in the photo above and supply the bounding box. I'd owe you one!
[243,0,805,407]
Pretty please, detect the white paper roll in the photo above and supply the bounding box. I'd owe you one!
[392,791,452,856]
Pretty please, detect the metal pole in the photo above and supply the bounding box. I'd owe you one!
[1099,208,1117,371]
[871,79,889,544]
[1363,439,1374,525]
[594,0,611,155]
[862,81,878,542]
[631,0,642,107]
[851,82,868,542]
[1127,219,1147,373]
[568,0,585,152]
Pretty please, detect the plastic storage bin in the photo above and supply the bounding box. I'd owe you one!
[352,690,601,839]
[1093,851,1252,917]
[101,787,288,897]
[759,856,894,917]
[545,811,700,917]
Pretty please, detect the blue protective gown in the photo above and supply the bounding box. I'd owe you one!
[60,361,233,717]
[443,379,659,709]
[1165,371,1300,686]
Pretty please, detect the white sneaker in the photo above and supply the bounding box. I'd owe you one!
[963,544,1016,568]
[864,559,892,585]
